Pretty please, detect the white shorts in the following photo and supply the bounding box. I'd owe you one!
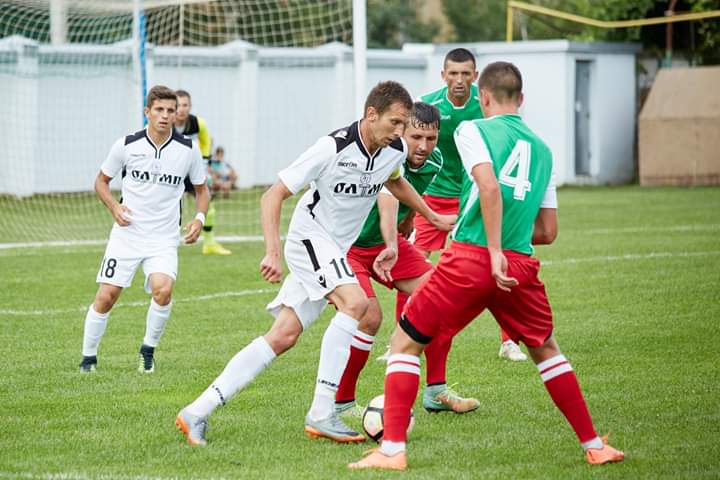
[96,235,178,293]
[266,232,359,329]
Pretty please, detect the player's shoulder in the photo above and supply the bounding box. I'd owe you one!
[327,121,360,153]
[171,129,193,149]
[388,136,406,153]
[124,129,146,146]
[426,147,443,170]
[418,86,447,106]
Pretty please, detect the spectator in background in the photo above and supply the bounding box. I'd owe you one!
[209,146,237,198]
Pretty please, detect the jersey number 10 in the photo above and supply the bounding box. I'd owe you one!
[498,140,532,201]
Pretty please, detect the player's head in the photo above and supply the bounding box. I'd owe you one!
[144,85,177,136]
[363,81,412,148]
[215,146,224,160]
[442,48,478,104]
[404,102,440,169]
[477,61,524,116]
[175,89,192,123]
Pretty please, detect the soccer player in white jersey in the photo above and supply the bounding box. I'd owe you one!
[176,81,456,446]
[78,86,209,374]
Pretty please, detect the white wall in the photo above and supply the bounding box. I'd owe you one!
[0,38,639,195]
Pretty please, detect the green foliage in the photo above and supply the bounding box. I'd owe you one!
[367,0,439,48]
[442,0,506,42]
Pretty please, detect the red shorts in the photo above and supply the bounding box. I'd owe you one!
[402,241,554,347]
[412,195,459,253]
[347,236,433,298]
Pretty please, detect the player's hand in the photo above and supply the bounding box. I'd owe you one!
[430,213,457,232]
[373,247,397,283]
[260,253,283,283]
[489,248,518,292]
[398,215,414,239]
[183,219,203,244]
[111,204,132,226]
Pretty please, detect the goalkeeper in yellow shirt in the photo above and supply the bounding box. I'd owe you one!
[175,89,231,255]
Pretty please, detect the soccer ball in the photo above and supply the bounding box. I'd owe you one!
[362,394,415,442]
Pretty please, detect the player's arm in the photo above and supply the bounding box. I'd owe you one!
[384,175,455,232]
[184,144,210,244]
[455,121,517,291]
[96,138,131,226]
[95,171,130,226]
[260,181,292,283]
[532,172,558,245]
[397,210,415,239]
[373,191,400,282]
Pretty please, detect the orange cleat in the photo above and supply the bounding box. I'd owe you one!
[585,435,625,465]
[348,448,407,471]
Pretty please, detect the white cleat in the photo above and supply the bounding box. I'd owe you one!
[499,340,528,361]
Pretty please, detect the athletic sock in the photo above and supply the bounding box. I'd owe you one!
[395,291,410,322]
[82,305,109,357]
[308,311,358,421]
[424,332,452,386]
[382,353,420,448]
[501,328,512,343]
[336,330,374,403]
[537,354,599,445]
[203,202,216,244]
[185,336,276,418]
[142,299,172,347]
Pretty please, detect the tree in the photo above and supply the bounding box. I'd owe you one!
[367,0,440,49]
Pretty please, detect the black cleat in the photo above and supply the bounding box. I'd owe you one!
[138,344,155,373]
[79,355,97,373]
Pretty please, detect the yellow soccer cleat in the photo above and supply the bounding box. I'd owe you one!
[202,242,232,256]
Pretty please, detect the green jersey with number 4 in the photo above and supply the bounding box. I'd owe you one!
[454,114,553,255]
[354,148,444,248]
[420,85,483,198]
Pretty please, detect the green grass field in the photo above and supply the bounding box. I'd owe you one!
[1,186,719,479]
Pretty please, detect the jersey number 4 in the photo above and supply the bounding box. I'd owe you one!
[499,140,532,201]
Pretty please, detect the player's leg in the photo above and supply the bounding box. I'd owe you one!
[489,253,623,465]
[527,337,624,464]
[336,247,382,416]
[80,239,139,372]
[80,283,123,372]
[177,304,302,446]
[305,282,367,443]
[202,201,231,255]
[137,272,174,373]
[335,297,381,417]
[499,327,527,361]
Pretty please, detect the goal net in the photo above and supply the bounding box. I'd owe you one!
[0,0,354,246]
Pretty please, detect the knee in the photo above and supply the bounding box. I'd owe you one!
[152,285,173,306]
[94,290,119,313]
[265,325,301,355]
[359,307,382,336]
[342,295,369,321]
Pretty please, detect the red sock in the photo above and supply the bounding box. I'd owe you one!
[424,333,452,386]
[395,291,410,322]
[537,354,597,443]
[501,328,511,343]
[335,331,374,403]
[383,354,420,442]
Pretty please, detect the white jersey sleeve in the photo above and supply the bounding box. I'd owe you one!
[278,136,336,194]
[188,143,207,185]
[455,121,492,175]
[540,171,558,208]
[100,138,126,178]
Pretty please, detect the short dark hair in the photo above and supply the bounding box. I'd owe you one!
[175,89,191,100]
[364,81,413,117]
[478,61,523,103]
[409,102,440,130]
[444,48,476,68]
[146,85,177,108]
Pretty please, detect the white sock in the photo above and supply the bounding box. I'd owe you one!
[82,305,109,356]
[185,336,276,418]
[143,299,172,347]
[582,437,604,450]
[381,440,406,456]
[308,311,358,421]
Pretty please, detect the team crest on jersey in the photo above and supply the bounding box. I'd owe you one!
[317,274,327,288]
